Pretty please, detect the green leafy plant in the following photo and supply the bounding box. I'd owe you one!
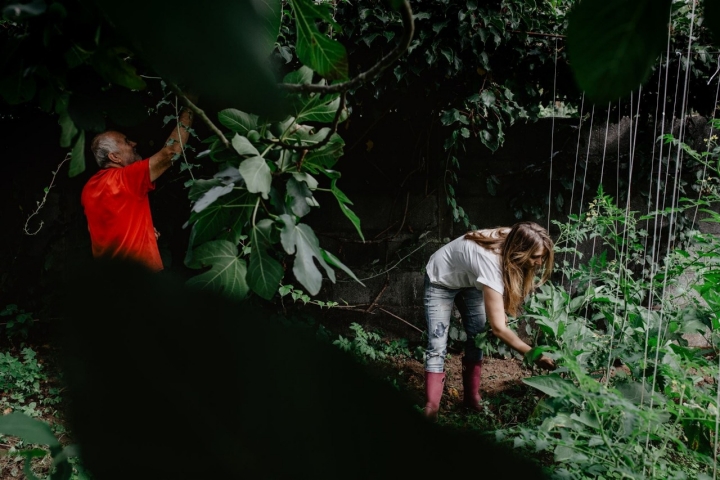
[0,304,36,340]
[278,283,339,308]
[493,178,720,478]
[333,323,411,363]
[0,348,46,413]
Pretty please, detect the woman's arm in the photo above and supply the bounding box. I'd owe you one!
[483,285,555,370]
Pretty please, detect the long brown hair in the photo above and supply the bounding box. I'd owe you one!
[464,222,554,316]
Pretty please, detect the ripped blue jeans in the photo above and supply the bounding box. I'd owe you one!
[424,274,487,373]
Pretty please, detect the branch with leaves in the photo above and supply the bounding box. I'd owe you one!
[180,0,420,301]
[279,0,414,94]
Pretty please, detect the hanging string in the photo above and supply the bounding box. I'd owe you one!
[548,38,559,229]
[617,99,621,208]
[642,10,674,465]
[646,0,697,463]
[572,105,596,272]
[715,351,720,480]
[568,94,586,222]
[598,102,612,188]
[605,86,644,382]
[565,93,586,290]
[643,54,665,265]
[659,51,684,229]
[642,52,675,412]
[587,102,614,278]
[691,55,720,229]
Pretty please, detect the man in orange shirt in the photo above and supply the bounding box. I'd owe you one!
[81,106,195,271]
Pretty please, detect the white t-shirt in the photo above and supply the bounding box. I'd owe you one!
[426,235,504,294]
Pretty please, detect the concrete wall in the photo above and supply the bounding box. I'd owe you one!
[307,112,720,333]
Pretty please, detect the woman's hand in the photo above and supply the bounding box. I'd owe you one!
[535,355,556,371]
[483,287,558,371]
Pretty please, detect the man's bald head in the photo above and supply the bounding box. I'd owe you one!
[91,131,141,168]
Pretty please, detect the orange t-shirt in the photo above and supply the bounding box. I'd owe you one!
[81,159,163,272]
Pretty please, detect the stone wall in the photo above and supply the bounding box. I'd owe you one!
[308,112,720,336]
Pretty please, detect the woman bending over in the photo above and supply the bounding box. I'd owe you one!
[423,221,556,421]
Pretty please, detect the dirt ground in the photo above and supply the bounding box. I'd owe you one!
[316,305,538,414]
[389,349,536,410]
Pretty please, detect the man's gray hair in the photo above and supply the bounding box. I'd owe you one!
[91,132,120,168]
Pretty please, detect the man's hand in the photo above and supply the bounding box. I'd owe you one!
[535,355,556,371]
[148,97,196,182]
[154,228,160,240]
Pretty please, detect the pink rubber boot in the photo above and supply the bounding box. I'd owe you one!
[461,358,483,411]
[423,371,446,422]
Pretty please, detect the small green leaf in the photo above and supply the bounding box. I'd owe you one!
[293,92,347,124]
[554,445,588,463]
[291,172,319,189]
[239,156,272,198]
[218,109,259,135]
[231,134,260,157]
[523,374,581,398]
[523,346,546,365]
[283,66,313,85]
[480,90,496,107]
[330,177,364,241]
[321,249,364,285]
[287,176,314,217]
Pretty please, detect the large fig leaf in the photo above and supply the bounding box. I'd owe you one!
[293,93,347,124]
[286,177,315,218]
[278,222,334,295]
[303,133,344,172]
[248,219,284,299]
[186,240,249,300]
[187,189,256,247]
[290,0,348,81]
[238,157,272,199]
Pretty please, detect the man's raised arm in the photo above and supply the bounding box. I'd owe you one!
[148,102,196,182]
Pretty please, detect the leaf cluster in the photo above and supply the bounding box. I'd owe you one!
[184,67,364,300]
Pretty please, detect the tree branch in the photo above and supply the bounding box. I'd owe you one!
[278,0,414,94]
[167,82,230,149]
[511,30,566,39]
